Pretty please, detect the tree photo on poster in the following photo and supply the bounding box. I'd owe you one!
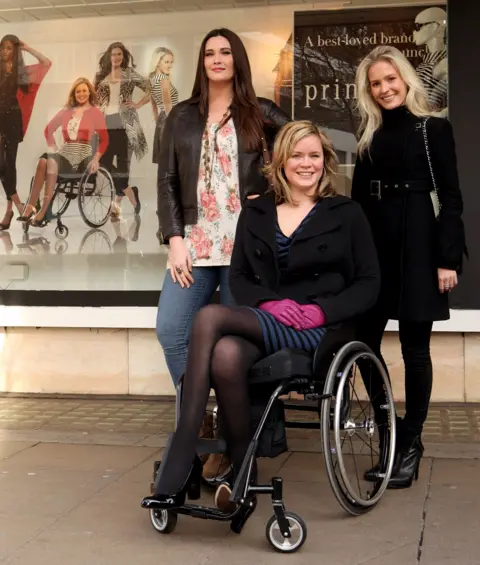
[293,5,448,178]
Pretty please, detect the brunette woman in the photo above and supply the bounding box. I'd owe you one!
[156,27,290,385]
[0,35,51,229]
[95,42,149,219]
[142,120,380,512]
[352,46,466,489]
[20,78,108,226]
[155,28,290,479]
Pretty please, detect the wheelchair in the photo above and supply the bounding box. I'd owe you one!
[146,324,397,553]
[23,165,115,239]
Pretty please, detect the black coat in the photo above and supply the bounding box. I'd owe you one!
[156,97,290,241]
[229,194,381,326]
[352,107,467,322]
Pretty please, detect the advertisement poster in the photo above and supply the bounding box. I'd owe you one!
[293,5,448,195]
[0,23,290,303]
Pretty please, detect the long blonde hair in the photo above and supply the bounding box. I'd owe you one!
[66,77,97,108]
[356,46,431,156]
[264,121,338,205]
[149,47,173,76]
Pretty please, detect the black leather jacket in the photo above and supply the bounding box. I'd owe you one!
[156,97,290,242]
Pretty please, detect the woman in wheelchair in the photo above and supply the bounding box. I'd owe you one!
[141,120,380,513]
[18,77,108,227]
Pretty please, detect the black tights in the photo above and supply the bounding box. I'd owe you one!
[357,310,433,445]
[156,304,265,495]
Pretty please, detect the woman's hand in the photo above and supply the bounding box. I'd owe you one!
[122,101,140,110]
[259,299,304,330]
[169,236,194,288]
[89,156,100,173]
[438,268,458,293]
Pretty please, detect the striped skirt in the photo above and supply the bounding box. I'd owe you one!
[250,308,326,356]
[59,142,92,170]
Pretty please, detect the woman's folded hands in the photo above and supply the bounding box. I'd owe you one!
[259,299,325,330]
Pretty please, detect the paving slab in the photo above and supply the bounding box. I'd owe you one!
[420,459,480,565]
[1,398,479,564]
[0,440,38,460]
[0,443,158,473]
[0,469,119,561]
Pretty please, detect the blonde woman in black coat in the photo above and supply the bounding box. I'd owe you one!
[142,120,380,513]
[352,46,466,489]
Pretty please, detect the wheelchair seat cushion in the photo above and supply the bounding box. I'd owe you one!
[248,348,313,385]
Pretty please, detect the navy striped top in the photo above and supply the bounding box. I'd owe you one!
[276,202,319,271]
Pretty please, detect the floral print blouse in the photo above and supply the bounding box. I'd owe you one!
[184,118,241,266]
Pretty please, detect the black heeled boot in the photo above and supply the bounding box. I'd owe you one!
[387,436,424,490]
[141,456,203,509]
[364,416,402,482]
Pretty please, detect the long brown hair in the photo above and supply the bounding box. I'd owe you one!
[94,42,135,90]
[191,28,264,152]
[0,35,28,93]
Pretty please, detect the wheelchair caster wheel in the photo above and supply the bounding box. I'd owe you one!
[55,225,69,239]
[55,240,68,255]
[265,512,307,553]
[150,509,177,534]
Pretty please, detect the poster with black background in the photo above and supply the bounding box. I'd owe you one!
[293,5,448,177]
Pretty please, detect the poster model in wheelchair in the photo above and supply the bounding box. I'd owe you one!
[143,326,397,554]
[22,166,115,239]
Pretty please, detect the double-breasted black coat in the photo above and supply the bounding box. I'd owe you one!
[229,193,381,326]
[352,107,467,322]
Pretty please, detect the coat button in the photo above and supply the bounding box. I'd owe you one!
[255,249,262,258]
[307,293,316,300]
[318,243,327,252]
[313,272,320,279]
[254,274,261,283]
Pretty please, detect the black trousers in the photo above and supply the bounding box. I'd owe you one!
[0,137,19,200]
[100,114,131,196]
[357,308,433,444]
[0,105,23,200]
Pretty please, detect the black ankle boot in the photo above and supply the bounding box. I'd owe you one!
[387,436,424,490]
[141,456,202,509]
[364,417,402,482]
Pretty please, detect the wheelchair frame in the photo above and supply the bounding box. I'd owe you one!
[23,165,115,239]
[146,335,397,554]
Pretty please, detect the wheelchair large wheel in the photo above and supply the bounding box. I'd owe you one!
[78,167,114,228]
[78,229,112,254]
[321,341,396,516]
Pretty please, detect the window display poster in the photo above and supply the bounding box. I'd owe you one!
[293,5,448,173]
[0,20,290,303]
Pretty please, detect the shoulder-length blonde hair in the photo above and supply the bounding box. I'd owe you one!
[356,46,431,156]
[66,77,97,108]
[264,120,338,205]
[149,47,174,76]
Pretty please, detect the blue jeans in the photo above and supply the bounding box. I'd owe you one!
[156,266,235,386]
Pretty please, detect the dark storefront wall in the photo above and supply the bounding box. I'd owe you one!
[448,0,479,309]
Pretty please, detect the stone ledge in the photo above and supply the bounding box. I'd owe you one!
[0,327,478,402]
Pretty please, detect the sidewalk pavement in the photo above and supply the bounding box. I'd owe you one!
[1,397,480,564]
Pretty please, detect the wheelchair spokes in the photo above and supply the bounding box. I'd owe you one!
[321,342,396,515]
[78,167,114,228]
